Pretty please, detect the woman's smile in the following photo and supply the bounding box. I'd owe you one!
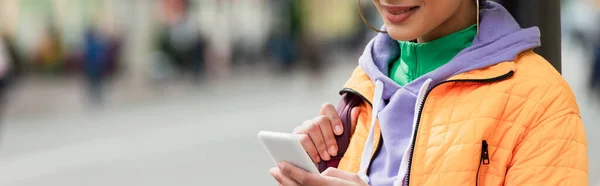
[381,4,420,24]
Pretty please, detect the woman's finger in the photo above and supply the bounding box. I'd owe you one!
[297,133,320,163]
[320,103,343,135]
[279,162,323,186]
[307,118,330,161]
[270,167,300,186]
[315,115,338,156]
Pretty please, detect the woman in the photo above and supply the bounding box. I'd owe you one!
[269,0,588,185]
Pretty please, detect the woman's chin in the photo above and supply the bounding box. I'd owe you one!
[385,26,421,41]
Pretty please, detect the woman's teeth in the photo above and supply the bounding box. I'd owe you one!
[390,7,416,15]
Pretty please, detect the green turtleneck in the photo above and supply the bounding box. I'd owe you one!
[389,24,477,86]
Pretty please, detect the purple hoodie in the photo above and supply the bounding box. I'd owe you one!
[356,2,541,186]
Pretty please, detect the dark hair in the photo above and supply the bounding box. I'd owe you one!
[357,0,386,33]
[478,0,487,9]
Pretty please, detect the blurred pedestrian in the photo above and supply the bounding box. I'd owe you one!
[152,0,207,82]
[229,0,273,67]
[0,31,21,116]
[266,0,325,74]
[0,37,10,114]
[83,26,109,105]
[592,43,600,93]
[266,0,299,72]
[33,23,65,74]
[270,0,588,185]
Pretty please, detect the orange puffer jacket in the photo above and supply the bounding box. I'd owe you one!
[336,51,588,185]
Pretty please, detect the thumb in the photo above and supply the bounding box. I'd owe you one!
[350,107,360,136]
[321,167,360,181]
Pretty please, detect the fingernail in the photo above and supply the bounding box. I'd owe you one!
[329,146,338,156]
[335,125,343,134]
[322,151,331,160]
[277,162,284,170]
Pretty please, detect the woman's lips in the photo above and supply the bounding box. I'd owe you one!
[381,5,419,24]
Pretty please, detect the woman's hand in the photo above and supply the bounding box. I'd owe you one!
[270,162,368,186]
[293,103,359,163]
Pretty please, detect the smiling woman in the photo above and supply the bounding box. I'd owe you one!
[271,0,588,186]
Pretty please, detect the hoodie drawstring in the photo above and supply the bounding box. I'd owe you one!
[357,80,384,184]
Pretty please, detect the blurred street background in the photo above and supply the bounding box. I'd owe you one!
[0,0,598,185]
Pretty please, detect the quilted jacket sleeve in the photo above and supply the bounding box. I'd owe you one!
[505,87,588,185]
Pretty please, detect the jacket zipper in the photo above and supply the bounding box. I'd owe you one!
[476,140,490,186]
[405,71,514,186]
[366,135,383,175]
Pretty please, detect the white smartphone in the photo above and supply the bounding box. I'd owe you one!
[257,131,320,174]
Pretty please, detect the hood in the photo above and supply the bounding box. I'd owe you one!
[358,1,541,99]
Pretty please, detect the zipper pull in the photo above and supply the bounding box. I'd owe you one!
[482,140,490,165]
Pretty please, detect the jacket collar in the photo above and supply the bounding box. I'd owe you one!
[343,60,516,103]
